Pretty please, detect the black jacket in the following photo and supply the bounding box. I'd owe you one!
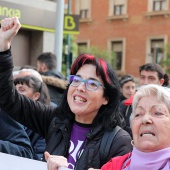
[120,103,133,138]
[0,49,132,169]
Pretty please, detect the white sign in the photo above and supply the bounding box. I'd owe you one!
[58,168,70,170]
[0,152,47,170]
[0,152,71,170]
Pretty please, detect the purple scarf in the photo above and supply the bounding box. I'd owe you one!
[125,147,170,170]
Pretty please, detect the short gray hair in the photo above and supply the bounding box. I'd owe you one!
[13,69,43,82]
[130,84,170,121]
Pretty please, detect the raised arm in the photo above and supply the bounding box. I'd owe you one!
[0,17,21,51]
[0,17,53,138]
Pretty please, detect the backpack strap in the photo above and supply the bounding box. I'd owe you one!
[100,126,121,165]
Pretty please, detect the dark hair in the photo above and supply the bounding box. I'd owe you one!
[57,54,123,130]
[14,76,51,105]
[37,52,56,71]
[139,63,169,86]
[119,74,135,88]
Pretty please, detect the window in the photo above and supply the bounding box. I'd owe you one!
[80,9,89,19]
[77,42,88,55]
[75,0,91,20]
[146,0,169,17]
[146,36,167,63]
[147,0,168,12]
[153,0,166,11]
[114,5,124,15]
[150,39,164,63]
[109,0,127,17]
[111,41,123,70]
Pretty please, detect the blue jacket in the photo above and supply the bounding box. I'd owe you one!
[24,127,46,160]
[0,108,33,158]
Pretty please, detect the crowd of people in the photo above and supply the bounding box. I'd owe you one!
[0,16,170,170]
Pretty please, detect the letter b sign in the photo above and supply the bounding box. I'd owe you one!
[64,14,79,34]
[64,16,75,30]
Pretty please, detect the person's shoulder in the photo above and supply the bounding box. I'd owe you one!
[42,75,68,90]
[101,153,131,170]
[42,71,66,80]
[111,128,132,150]
[50,102,58,108]
[115,128,132,140]
[55,71,66,79]
[120,99,127,109]
[124,95,135,106]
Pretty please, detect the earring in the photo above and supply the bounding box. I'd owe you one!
[131,140,135,147]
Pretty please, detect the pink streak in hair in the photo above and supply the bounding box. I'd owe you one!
[98,59,110,83]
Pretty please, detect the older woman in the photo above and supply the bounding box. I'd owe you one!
[91,84,170,170]
[0,17,132,170]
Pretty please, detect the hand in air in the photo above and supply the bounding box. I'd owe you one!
[0,17,21,51]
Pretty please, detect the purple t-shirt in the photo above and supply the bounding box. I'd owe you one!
[67,122,91,169]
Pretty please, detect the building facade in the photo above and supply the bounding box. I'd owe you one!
[1,0,170,77]
[0,0,57,69]
[71,0,170,77]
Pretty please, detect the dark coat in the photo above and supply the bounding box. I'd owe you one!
[45,117,132,169]
[24,127,46,160]
[41,71,68,105]
[0,49,132,169]
[0,109,33,158]
[120,96,134,138]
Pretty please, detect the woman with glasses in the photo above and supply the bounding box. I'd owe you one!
[0,17,132,170]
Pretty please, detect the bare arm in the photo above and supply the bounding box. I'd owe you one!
[0,17,21,51]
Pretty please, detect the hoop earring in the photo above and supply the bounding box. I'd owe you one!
[131,140,135,147]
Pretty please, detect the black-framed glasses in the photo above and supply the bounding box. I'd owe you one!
[69,75,105,91]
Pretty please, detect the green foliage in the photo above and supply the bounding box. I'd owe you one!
[62,34,78,76]
[78,46,116,69]
[62,34,78,57]
[160,44,170,74]
[62,63,66,76]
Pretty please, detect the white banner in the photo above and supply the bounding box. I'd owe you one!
[0,152,71,170]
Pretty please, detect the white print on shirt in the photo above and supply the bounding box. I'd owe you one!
[69,140,84,162]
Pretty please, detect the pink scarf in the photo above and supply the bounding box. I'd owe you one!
[125,147,170,170]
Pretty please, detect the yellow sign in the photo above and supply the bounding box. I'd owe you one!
[64,14,79,34]
[0,6,21,18]
[0,1,80,34]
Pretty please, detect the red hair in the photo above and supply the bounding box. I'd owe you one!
[70,54,110,83]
